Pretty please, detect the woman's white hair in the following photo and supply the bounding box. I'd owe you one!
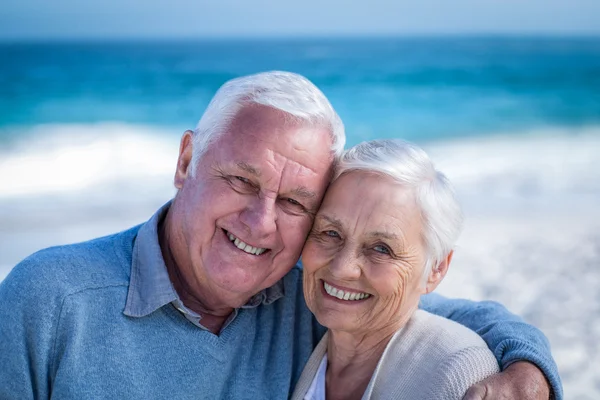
[190,71,345,176]
[334,139,463,281]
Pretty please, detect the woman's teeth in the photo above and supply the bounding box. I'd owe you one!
[323,281,371,301]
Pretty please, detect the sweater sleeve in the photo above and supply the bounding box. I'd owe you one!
[424,346,500,400]
[0,255,63,399]
[419,292,563,400]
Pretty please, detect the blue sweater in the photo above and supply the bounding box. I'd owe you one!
[0,223,563,399]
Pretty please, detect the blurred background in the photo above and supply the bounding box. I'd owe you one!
[1,1,599,398]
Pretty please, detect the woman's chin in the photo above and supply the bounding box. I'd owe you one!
[314,310,362,333]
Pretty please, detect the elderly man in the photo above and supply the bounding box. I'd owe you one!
[0,72,561,399]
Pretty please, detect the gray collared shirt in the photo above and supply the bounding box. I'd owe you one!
[124,201,284,331]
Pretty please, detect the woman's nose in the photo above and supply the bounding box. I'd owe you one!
[328,245,362,280]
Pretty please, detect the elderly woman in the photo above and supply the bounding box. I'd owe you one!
[292,139,499,400]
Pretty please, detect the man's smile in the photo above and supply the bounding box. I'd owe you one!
[223,229,269,256]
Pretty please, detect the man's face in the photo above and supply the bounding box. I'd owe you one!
[170,105,334,308]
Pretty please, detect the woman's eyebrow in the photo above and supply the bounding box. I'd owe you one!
[368,231,400,241]
[317,214,344,229]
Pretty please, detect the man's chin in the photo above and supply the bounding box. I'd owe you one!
[208,276,263,302]
[203,258,291,302]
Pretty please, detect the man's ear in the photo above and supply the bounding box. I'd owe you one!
[424,250,453,294]
[174,130,194,189]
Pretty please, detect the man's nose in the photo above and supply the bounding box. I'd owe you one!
[240,197,278,238]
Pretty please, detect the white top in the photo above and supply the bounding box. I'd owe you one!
[304,354,328,400]
[292,310,500,400]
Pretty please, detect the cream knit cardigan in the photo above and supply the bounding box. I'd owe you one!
[291,310,500,400]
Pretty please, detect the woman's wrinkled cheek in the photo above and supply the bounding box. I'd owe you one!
[373,265,414,328]
[303,244,340,315]
[390,273,408,317]
[302,263,324,314]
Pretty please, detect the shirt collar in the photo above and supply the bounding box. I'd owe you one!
[123,201,285,318]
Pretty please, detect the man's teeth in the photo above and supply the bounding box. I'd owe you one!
[227,232,267,255]
[323,281,371,301]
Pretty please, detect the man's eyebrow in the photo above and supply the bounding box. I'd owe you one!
[291,186,317,200]
[236,162,261,177]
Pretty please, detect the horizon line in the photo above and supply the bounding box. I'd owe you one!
[1,32,599,44]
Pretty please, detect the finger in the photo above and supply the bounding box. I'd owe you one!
[462,384,487,400]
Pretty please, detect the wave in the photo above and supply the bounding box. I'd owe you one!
[0,123,180,199]
[1,123,599,207]
[423,126,600,208]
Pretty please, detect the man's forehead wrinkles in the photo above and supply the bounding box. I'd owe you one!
[271,149,325,176]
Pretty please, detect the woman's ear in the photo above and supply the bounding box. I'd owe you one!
[424,250,453,294]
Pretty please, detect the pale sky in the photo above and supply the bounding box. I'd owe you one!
[1,0,599,40]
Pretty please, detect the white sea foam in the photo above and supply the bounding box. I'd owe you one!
[2,124,599,203]
[0,123,180,198]
[425,126,600,201]
[0,123,598,398]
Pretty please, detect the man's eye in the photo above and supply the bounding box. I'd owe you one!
[324,230,340,238]
[278,197,309,216]
[281,197,305,210]
[226,175,256,194]
[286,198,301,206]
[373,244,391,255]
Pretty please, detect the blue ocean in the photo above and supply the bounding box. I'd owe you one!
[1,37,599,141]
[0,37,599,397]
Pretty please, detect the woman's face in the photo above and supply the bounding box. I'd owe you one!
[302,171,430,335]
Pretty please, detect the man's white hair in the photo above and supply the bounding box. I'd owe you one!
[190,71,345,176]
[334,139,463,282]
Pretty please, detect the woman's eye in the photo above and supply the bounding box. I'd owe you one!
[373,244,391,255]
[324,230,340,238]
[235,176,250,184]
